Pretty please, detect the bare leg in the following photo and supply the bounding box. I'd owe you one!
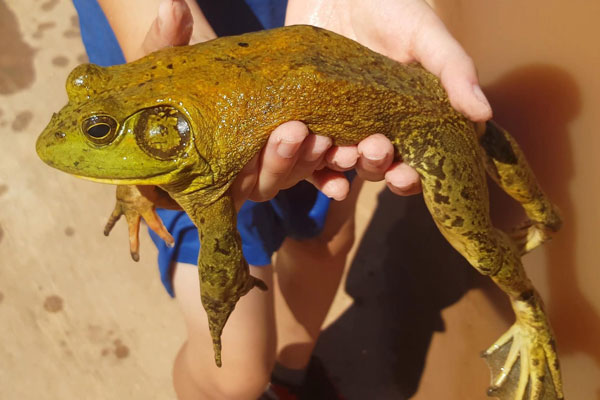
[274,179,363,369]
[172,263,276,400]
[170,179,363,398]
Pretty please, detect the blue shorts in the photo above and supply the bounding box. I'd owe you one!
[73,0,339,297]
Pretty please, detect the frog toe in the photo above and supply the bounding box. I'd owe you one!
[483,324,564,400]
[509,221,554,256]
[103,202,123,236]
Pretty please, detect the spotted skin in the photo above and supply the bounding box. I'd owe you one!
[36,25,563,398]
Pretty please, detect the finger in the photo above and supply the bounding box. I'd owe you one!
[281,134,332,188]
[412,13,492,122]
[325,145,359,171]
[141,0,193,55]
[356,133,394,181]
[307,168,350,201]
[384,161,422,196]
[250,121,308,201]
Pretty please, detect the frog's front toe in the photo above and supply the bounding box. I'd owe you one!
[104,185,174,261]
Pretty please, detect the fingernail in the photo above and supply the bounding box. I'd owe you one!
[365,152,386,163]
[277,138,301,158]
[472,84,491,109]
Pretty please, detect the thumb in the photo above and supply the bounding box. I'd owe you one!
[412,13,492,122]
[140,0,193,56]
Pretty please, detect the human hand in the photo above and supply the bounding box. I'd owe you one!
[285,0,493,197]
[133,0,352,209]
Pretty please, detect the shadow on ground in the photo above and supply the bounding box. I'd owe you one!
[315,190,491,399]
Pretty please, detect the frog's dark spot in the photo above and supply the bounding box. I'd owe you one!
[43,295,63,313]
[433,193,450,204]
[0,2,36,94]
[460,187,472,200]
[426,156,446,180]
[480,121,518,164]
[63,29,80,39]
[137,82,146,88]
[55,131,66,139]
[532,358,540,366]
[434,180,442,191]
[151,65,157,70]
[214,57,226,62]
[41,0,59,12]
[451,216,464,227]
[0,184,8,196]
[73,161,80,167]
[214,81,219,86]
[11,111,34,132]
[214,239,230,256]
[549,338,557,351]
[64,226,75,236]
[237,42,249,47]
[51,55,69,67]
[113,339,130,359]
[200,217,205,224]
[77,53,88,63]
[166,63,173,69]
[517,290,534,302]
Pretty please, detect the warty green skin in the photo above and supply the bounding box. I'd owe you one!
[37,25,564,398]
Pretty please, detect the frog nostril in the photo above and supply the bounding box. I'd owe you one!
[55,131,66,139]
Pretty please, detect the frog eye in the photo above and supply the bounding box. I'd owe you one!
[82,115,119,145]
[133,106,191,160]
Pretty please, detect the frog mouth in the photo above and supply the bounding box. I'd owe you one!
[71,170,176,186]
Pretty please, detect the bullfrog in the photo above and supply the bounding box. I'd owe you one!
[36,25,564,400]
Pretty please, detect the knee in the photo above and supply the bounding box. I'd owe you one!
[471,232,518,276]
[175,341,272,400]
[208,370,271,400]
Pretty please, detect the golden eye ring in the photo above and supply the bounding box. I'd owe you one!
[82,115,119,145]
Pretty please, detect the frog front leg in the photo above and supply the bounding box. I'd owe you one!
[104,185,174,261]
[174,190,267,367]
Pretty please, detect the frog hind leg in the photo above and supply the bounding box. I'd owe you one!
[477,121,562,255]
[403,130,564,400]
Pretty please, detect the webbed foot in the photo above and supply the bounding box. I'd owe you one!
[509,221,554,256]
[510,205,562,256]
[482,295,564,399]
[104,185,174,261]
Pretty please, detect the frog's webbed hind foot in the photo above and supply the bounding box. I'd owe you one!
[104,185,174,261]
[509,218,559,256]
[482,299,564,400]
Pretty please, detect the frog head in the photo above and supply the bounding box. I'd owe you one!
[36,63,213,192]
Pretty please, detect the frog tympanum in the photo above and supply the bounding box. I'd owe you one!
[36,25,564,400]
